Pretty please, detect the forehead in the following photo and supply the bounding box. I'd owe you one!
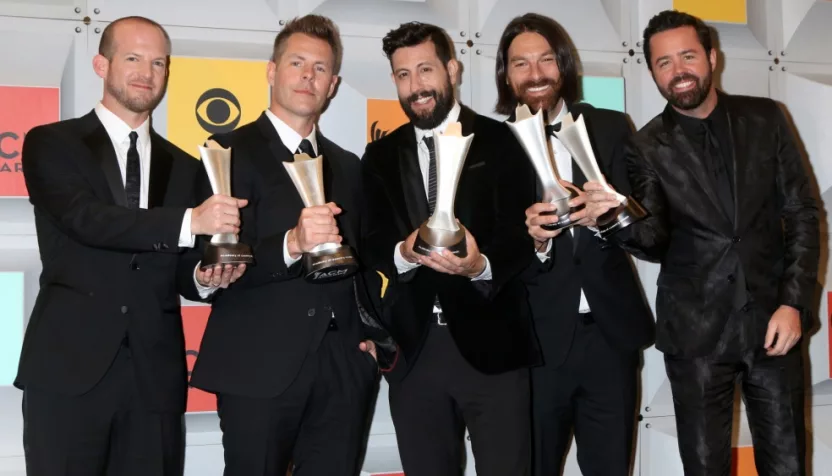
[280,33,334,62]
[508,31,553,57]
[649,26,704,56]
[110,21,168,54]
[391,41,442,70]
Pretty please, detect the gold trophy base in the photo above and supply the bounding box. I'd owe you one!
[414,223,468,258]
[303,244,359,283]
[597,197,648,238]
[201,243,255,270]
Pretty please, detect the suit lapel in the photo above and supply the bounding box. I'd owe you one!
[398,124,430,229]
[724,98,745,232]
[317,135,357,248]
[81,112,126,207]
[568,105,596,255]
[661,106,732,227]
[148,132,174,208]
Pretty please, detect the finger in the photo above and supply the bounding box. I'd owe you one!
[526,203,556,217]
[325,202,343,215]
[582,181,606,192]
[531,213,561,227]
[197,267,212,285]
[230,264,246,282]
[310,233,342,245]
[530,229,562,241]
[303,205,338,217]
[772,332,790,356]
[764,321,778,349]
[419,255,456,274]
[210,265,224,286]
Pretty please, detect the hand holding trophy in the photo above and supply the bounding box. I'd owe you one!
[197,140,254,269]
[283,152,359,283]
[507,104,578,231]
[553,113,647,237]
[413,122,474,258]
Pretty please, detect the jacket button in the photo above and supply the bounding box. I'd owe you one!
[121,306,128,314]
[130,263,139,270]
[307,309,316,317]
[732,236,741,243]
[727,274,736,283]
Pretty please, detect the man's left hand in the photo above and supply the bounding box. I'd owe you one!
[359,340,377,362]
[764,305,802,356]
[419,226,486,278]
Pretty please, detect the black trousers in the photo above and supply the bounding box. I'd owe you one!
[664,306,806,476]
[22,343,184,476]
[388,324,531,476]
[216,329,378,476]
[531,313,639,476]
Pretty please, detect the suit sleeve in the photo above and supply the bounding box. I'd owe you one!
[22,126,186,253]
[608,137,670,262]
[772,105,820,316]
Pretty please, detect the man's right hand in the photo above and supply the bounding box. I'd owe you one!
[191,195,248,236]
[399,229,421,264]
[287,202,343,259]
[526,203,564,250]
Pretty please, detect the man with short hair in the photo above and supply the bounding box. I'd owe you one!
[17,15,245,475]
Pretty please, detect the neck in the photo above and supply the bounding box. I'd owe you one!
[270,103,315,137]
[672,87,718,119]
[101,96,150,130]
[546,98,564,122]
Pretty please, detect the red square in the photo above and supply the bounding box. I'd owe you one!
[182,305,216,412]
[0,86,60,196]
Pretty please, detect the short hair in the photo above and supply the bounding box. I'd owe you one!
[382,22,454,68]
[643,10,713,71]
[494,13,580,115]
[272,14,343,75]
[99,16,171,60]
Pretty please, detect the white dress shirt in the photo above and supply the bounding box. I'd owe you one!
[536,100,591,314]
[94,102,194,248]
[195,109,319,298]
[392,101,492,282]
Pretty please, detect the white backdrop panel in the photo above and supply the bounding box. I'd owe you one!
[0,0,84,21]
[89,0,282,32]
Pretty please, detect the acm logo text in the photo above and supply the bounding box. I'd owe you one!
[0,131,24,173]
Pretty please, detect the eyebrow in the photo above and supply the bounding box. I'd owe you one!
[655,49,698,63]
[509,49,554,63]
[394,61,432,75]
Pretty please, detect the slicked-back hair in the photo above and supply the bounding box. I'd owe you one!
[272,14,343,75]
[643,10,713,71]
[381,22,454,69]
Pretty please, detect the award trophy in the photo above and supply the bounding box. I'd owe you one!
[507,104,578,231]
[197,140,254,269]
[554,112,647,237]
[283,152,359,283]
[413,122,473,258]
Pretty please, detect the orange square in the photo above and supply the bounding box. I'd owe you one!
[732,446,758,476]
[367,99,408,144]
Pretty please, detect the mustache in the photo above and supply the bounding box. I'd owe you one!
[669,73,700,88]
[407,90,437,104]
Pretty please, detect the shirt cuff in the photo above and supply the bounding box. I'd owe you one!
[394,241,421,274]
[194,262,218,299]
[284,230,302,268]
[471,255,492,281]
[178,209,196,248]
[536,239,553,263]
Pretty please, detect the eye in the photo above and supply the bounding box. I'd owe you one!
[195,88,242,134]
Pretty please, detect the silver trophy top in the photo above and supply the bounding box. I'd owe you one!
[506,104,572,206]
[283,153,326,208]
[198,139,233,197]
[428,122,474,233]
[554,113,625,203]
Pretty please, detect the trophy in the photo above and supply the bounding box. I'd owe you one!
[197,140,254,269]
[554,112,647,237]
[283,152,359,283]
[507,104,578,231]
[413,122,473,258]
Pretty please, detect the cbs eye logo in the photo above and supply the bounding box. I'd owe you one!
[195,88,241,134]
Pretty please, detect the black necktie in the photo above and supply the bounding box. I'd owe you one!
[297,138,316,157]
[545,122,561,136]
[701,120,733,219]
[125,131,141,209]
[423,136,437,215]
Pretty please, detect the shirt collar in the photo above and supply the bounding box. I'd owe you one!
[94,101,151,148]
[548,99,568,126]
[265,109,318,155]
[414,101,462,144]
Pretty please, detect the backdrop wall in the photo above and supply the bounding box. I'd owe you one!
[0,1,830,475]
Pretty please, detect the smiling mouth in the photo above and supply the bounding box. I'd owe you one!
[526,85,550,93]
[672,80,696,91]
[412,96,433,106]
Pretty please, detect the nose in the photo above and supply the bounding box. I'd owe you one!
[301,64,314,81]
[529,62,543,81]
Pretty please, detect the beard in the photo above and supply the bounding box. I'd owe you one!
[399,76,455,130]
[106,77,166,114]
[514,76,561,119]
[660,71,712,110]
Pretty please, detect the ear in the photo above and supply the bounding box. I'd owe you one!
[447,59,460,86]
[327,75,340,99]
[92,54,109,81]
[708,48,717,72]
[267,60,276,86]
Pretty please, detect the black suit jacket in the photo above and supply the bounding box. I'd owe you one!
[522,103,655,367]
[15,111,201,413]
[180,113,390,399]
[615,92,819,358]
[360,104,542,380]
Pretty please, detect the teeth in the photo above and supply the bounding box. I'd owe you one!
[415,97,431,104]
[674,81,694,89]
[527,85,549,93]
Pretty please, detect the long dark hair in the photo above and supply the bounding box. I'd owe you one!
[494,13,580,115]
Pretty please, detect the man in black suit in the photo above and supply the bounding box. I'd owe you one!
[15,16,246,476]
[360,21,541,476]
[177,14,392,476]
[494,13,655,476]
[586,11,820,476]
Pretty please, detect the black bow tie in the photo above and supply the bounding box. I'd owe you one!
[545,123,561,136]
